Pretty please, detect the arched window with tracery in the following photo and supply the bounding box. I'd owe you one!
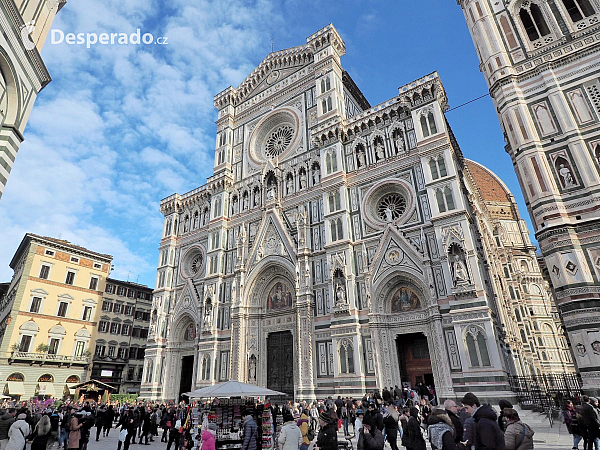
[330,218,343,242]
[561,0,595,22]
[145,359,153,383]
[339,339,355,374]
[325,150,338,174]
[329,191,341,212]
[420,115,430,138]
[465,326,492,367]
[519,2,551,42]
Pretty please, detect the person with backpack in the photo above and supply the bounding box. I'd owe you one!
[461,393,505,450]
[503,409,533,450]
[298,410,311,450]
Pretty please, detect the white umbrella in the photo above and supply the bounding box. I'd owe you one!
[184,380,286,398]
[0,395,10,400]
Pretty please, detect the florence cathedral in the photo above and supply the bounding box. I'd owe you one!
[140,24,574,403]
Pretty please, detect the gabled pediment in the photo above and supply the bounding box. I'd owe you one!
[247,210,297,274]
[173,279,201,321]
[369,225,426,284]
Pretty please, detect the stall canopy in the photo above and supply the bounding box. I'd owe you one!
[37,383,56,396]
[185,380,286,398]
[5,381,25,396]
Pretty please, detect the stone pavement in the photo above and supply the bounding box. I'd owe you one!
[84,427,167,450]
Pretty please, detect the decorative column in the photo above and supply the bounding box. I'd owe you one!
[428,317,455,400]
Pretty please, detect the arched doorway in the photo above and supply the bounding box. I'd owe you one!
[267,331,294,396]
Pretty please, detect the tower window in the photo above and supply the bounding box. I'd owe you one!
[520,3,551,42]
[562,0,595,22]
[420,111,438,137]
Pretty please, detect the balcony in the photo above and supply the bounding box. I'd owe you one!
[8,351,90,366]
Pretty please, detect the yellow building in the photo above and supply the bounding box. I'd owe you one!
[0,234,112,400]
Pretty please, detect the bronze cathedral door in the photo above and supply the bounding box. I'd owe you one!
[267,331,294,397]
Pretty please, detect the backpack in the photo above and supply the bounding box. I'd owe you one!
[307,422,316,441]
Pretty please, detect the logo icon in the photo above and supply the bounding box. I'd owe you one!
[20,21,36,51]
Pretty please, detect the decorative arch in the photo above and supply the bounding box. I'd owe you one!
[19,321,39,333]
[74,328,91,338]
[245,260,297,310]
[370,271,428,315]
[48,324,66,336]
[38,374,54,382]
[171,312,198,344]
[463,324,491,368]
[0,50,20,126]
[338,338,355,374]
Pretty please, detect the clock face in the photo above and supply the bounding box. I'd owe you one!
[190,254,203,275]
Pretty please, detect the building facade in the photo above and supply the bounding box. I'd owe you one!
[458,0,600,393]
[141,25,573,403]
[92,278,152,395]
[0,234,112,399]
[0,0,65,198]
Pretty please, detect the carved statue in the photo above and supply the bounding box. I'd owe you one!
[375,141,385,160]
[335,282,347,305]
[232,196,239,214]
[243,195,249,210]
[395,134,404,153]
[254,191,260,206]
[313,167,320,184]
[558,164,575,187]
[286,177,294,194]
[203,303,212,330]
[384,207,393,223]
[299,172,307,189]
[452,260,469,286]
[357,150,366,167]
[266,185,275,200]
[248,355,257,381]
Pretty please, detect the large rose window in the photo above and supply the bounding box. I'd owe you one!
[265,125,294,158]
[247,108,301,165]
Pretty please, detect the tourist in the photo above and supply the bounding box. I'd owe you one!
[580,396,600,450]
[399,408,409,442]
[49,409,60,448]
[310,403,319,432]
[201,423,217,450]
[279,408,302,450]
[67,412,82,450]
[298,409,310,450]
[314,411,337,450]
[503,409,534,450]
[95,404,106,441]
[383,404,400,450]
[563,400,582,450]
[497,400,513,433]
[354,409,364,445]
[461,393,505,450]
[30,415,51,450]
[241,413,257,450]
[341,403,349,436]
[404,407,426,450]
[443,400,464,443]
[365,402,384,432]
[426,409,459,450]
[358,414,384,450]
[5,413,30,450]
[0,408,16,450]
[160,407,173,443]
[104,405,115,437]
[117,409,136,450]
[141,407,152,445]
[420,398,432,429]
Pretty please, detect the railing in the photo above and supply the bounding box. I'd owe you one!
[9,351,90,364]
[509,373,583,409]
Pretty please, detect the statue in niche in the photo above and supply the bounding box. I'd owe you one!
[203,303,212,331]
[254,191,260,206]
[313,167,320,184]
[243,195,249,210]
[335,282,347,305]
[558,164,575,188]
[286,177,294,195]
[452,260,469,285]
[357,150,366,167]
[395,134,404,153]
[448,243,470,287]
[266,185,275,200]
[248,355,257,381]
[231,280,237,303]
[375,141,385,160]
[232,196,239,214]
[299,171,307,189]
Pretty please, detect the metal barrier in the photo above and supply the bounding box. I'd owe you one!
[509,373,583,409]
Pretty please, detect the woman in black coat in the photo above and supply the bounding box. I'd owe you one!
[383,405,400,450]
[315,412,338,450]
[405,407,426,450]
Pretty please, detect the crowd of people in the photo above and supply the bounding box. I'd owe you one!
[0,389,598,450]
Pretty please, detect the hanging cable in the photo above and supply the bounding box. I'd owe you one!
[445,92,490,112]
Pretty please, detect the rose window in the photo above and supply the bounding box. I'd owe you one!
[377,193,407,221]
[190,254,203,275]
[264,125,294,158]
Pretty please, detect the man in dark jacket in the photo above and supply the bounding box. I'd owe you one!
[315,411,337,450]
[443,400,464,443]
[241,414,258,450]
[579,396,600,450]
[0,408,16,448]
[358,414,385,450]
[461,393,505,450]
[365,403,384,432]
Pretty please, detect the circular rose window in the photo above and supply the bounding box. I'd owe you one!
[265,125,294,158]
[362,179,415,230]
[181,247,205,278]
[248,108,301,165]
[377,194,407,221]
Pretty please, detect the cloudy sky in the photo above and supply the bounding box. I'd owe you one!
[0,0,530,287]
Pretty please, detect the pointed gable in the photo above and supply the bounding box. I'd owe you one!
[246,210,297,275]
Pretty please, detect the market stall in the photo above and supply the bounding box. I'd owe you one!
[184,381,285,450]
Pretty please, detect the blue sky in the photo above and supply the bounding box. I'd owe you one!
[0,0,532,287]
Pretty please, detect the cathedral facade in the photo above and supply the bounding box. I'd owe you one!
[458,0,600,394]
[140,25,573,403]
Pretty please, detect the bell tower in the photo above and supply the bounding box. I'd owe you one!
[458,0,600,395]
